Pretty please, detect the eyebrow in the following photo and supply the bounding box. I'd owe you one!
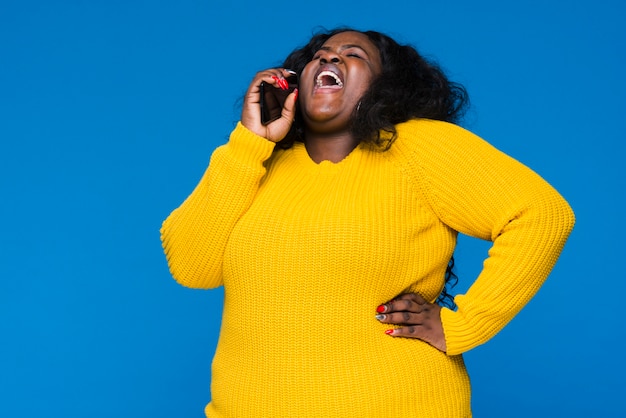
[320,44,370,56]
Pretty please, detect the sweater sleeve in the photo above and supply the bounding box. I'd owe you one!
[160,122,276,289]
[395,120,575,355]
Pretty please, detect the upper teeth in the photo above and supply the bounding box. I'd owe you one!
[316,70,343,87]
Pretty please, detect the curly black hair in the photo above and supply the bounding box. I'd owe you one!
[278,27,469,151]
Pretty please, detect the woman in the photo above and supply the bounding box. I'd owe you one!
[161,28,575,417]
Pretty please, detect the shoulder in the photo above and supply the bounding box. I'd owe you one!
[391,119,485,154]
[387,119,507,165]
[384,119,531,194]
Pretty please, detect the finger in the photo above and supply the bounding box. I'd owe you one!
[264,68,295,90]
[384,325,424,339]
[245,70,288,99]
[375,311,423,325]
[395,292,427,304]
[376,293,426,313]
[280,88,298,119]
[272,75,289,90]
[384,324,447,352]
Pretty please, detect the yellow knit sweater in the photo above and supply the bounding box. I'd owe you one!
[161,119,574,417]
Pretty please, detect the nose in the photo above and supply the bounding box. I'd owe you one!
[319,50,341,64]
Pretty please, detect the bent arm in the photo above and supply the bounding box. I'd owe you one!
[160,123,275,289]
[399,120,575,355]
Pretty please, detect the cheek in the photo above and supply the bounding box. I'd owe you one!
[299,63,316,88]
[350,70,376,96]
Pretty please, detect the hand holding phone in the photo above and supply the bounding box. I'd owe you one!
[260,74,298,125]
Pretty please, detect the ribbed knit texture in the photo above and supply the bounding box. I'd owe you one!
[161,120,575,417]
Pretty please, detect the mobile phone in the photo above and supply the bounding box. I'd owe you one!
[260,74,298,125]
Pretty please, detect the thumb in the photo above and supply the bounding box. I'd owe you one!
[280,88,299,121]
[264,89,298,143]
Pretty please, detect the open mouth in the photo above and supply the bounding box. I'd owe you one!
[315,70,344,89]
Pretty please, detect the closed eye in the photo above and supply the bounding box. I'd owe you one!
[342,46,368,60]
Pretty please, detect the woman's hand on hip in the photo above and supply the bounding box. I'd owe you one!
[241,68,298,143]
[376,293,447,353]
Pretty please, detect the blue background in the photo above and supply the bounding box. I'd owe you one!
[1,0,624,416]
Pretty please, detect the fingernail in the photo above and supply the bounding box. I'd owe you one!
[271,75,284,89]
[385,329,395,335]
[376,305,387,313]
[273,76,284,89]
[375,314,385,321]
[293,88,298,100]
[280,78,289,90]
[285,69,297,74]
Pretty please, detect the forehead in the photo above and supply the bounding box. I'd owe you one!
[322,31,379,55]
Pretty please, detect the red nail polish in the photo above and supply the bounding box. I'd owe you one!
[376,305,386,313]
[385,329,394,335]
[293,88,298,100]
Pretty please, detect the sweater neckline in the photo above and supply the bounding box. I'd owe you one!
[292,142,361,173]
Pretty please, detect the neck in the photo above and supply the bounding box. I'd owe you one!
[303,131,360,164]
